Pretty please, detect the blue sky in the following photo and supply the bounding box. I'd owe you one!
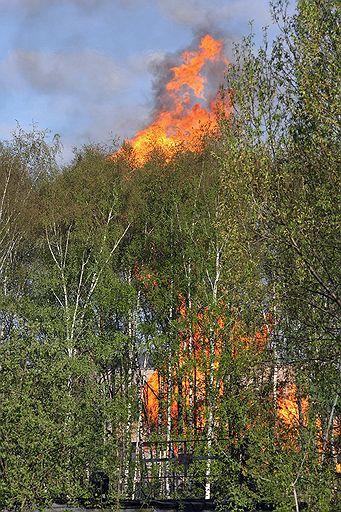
[0,0,276,162]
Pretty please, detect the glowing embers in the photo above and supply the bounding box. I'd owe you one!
[114,34,230,166]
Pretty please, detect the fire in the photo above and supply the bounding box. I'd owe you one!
[166,35,225,98]
[143,301,225,432]
[115,34,229,165]
[143,301,269,434]
[277,383,308,430]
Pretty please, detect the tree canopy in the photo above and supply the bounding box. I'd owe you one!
[0,2,340,511]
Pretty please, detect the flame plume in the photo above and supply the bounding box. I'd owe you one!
[115,34,229,165]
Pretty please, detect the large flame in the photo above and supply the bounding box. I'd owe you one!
[116,34,229,165]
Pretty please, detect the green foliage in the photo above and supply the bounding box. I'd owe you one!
[218,0,340,508]
[0,1,339,509]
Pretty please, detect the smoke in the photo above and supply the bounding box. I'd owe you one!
[8,49,128,99]
[0,46,156,161]
[0,0,271,162]
[0,0,118,14]
[146,33,228,121]
[156,0,270,32]
[0,0,270,29]
[149,54,179,115]
[156,0,228,30]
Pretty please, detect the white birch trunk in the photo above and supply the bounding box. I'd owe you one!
[204,244,221,500]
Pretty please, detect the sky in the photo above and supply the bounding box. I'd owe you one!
[0,0,275,162]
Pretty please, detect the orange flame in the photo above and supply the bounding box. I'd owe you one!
[144,301,269,434]
[115,34,229,165]
[277,383,308,432]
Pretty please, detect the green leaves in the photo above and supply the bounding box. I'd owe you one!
[217,0,340,508]
[0,2,339,508]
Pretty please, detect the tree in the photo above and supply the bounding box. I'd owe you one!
[219,0,340,509]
